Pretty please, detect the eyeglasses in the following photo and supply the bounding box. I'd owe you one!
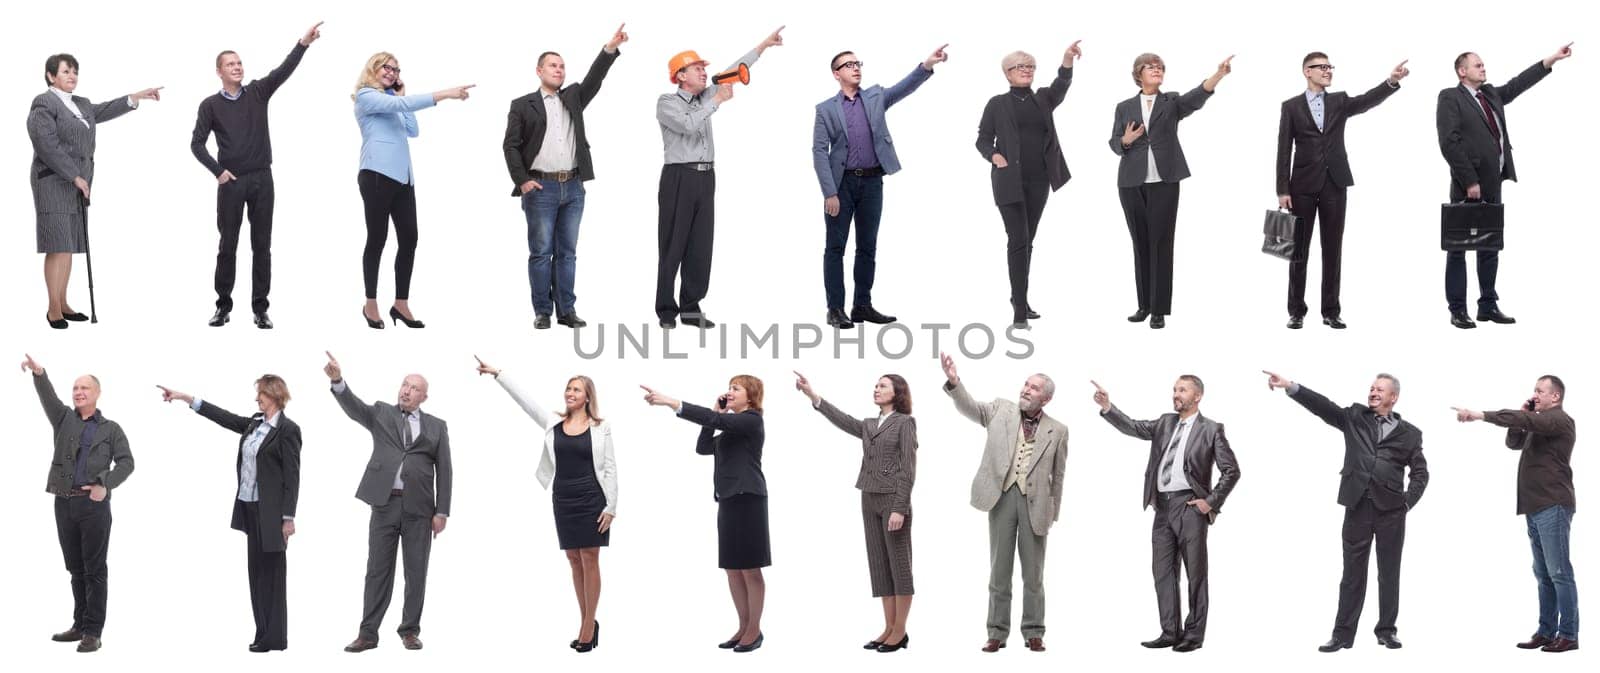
[833,60,864,71]
[1139,64,1166,73]
[1306,64,1336,72]
[1008,64,1037,72]
[381,64,402,75]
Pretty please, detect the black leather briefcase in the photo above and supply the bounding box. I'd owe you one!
[1440,202,1505,251]
[1261,209,1301,261]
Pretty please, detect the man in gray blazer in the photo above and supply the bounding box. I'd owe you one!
[941,353,1068,653]
[324,352,453,653]
[811,45,945,329]
[1094,376,1240,652]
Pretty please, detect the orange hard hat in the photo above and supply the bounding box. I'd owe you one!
[666,50,709,84]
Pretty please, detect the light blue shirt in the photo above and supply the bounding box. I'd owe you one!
[191,399,282,513]
[1305,89,1325,132]
[354,87,437,184]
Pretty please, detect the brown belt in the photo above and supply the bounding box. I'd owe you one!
[390,489,405,497]
[532,168,580,182]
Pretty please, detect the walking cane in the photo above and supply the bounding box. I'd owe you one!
[80,193,98,323]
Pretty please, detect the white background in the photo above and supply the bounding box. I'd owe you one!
[2,0,1593,670]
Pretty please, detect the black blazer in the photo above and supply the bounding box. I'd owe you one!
[1289,385,1428,512]
[197,401,302,554]
[1101,406,1240,523]
[681,403,767,501]
[1275,80,1399,195]
[502,48,618,196]
[1436,61,1550,188]
[1109,84,1213,188]
[975,66,1073,205]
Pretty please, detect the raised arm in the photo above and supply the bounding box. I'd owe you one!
[255,32,314,98]
[1482,408,1576,439]
[1101,405,1159,441]
[354,87,440,116]
[815,398,867,439]
[882,50,939,109]
[577,26,625,109]
[1266,370,1349,431]
[679,402,764,434]
[493,371,555,429]
[325,351,377,428]
[1344,67,1405,117]
[24,356,69,428]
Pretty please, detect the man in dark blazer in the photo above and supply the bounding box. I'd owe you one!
[324,352,453,653]
[1093,376,1240,653]
[502,25,626,330]
[1265,370,1427,652]
[1276,54,1408,330]
[810,45,944,329]
[1435,44,1571,329]
[23,354,135,653]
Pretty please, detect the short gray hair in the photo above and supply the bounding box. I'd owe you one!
[1375,373,1401,394]
[1031,373,1056,398]
[1002,51,1035,73]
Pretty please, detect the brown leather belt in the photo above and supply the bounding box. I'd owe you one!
[533,168,580,182]
[390,489,405,497]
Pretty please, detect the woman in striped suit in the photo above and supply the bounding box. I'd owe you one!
[26,54,160,329]
[794,372,917,653]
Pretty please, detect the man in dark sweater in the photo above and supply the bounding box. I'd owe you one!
[1454,375,1579,653]
[191,21,322,329]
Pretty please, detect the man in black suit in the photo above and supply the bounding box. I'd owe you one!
[1265,370,1427,652]
[1435,43,1572,329]
[502,24,626,330]
[324,352,453,653]
[1093,376,1240,652]
[1276,53,1408,330]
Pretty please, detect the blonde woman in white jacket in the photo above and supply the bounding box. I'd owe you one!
[476,357,616,653]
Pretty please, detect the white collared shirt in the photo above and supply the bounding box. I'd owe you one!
[50,87,88,128]
[1141,93,1162,183]
[531,90,577,172]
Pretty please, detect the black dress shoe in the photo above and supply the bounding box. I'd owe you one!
[249,644,271,653]
[1517,634,1554,649]
[47,315,69,329]
[1476,308,1517,324]
[1377,634,1402,649]
[1322,316,1347,329]
[1127,309,1150,322]
[1025,309,1041,320]
[1173,640,1203,652]
[77,635,101,652]
[389,306,425,328]
[1450,312,1477,329]
[877,634,909,652]
[732,632,764,652]
[557,313,587,328]
[660,319,677,330]
[535,314,552,330]
[63,311,89,322]
[681,314,715,328]
[827,308,855,329]
[1318,638,1352,652]
[1149,314,1166,329]
[862,639,884,650]
[1011,319,1030,330]
[52,629,84,642]
[851,305,896,324]
[254,313,273,329]
[717,637,740,649]
[1141,635,1179,648]
[209,309,231,327]
[1287,316,1304,329]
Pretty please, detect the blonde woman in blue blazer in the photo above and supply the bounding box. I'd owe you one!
[350,52,472,329]
[476,357,616,653]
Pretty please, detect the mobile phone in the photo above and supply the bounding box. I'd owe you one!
[717,395,728,409]
[1525,398,1538,411]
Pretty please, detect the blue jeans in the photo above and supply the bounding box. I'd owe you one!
[822,173,884,310]
[521,179,586,316]
[1527,504,1579,639]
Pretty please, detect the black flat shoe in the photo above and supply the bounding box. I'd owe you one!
[1127,309,1149,322]
[732,633,764,653]
[1323,316,1347,329]
[862,639,884,650]
[390,306,425,328]
[1149,314,1166,329]
[877,635,909,652]
[47,315,69,329]
[209,309,230,327]
[717,637,740,649]
[63,311,89,322]
[1287,316,1304,329]
[363,308,384,329]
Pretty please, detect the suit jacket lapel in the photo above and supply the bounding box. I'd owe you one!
[1459,85,1496,134]
[1024,417,1052,475]
[868,413,890,440]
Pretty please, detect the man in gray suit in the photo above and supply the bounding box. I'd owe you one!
[324,352,453,653]
[941,352,1068,653]
[810,44,945,329]
[1093,376,1240,652]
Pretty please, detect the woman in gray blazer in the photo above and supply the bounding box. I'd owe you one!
[476,358,615,653]
[794,372,917,652]
[27,54,160,328]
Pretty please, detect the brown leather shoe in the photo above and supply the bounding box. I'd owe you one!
[344,637,378,653]
[1517,634,1554,649]
[981,638,1005,652]
[403,634,423,650]
[1026,637,1046,652]
[76,635,101,653]
[52,629,83,642]
[1541,637,1579,653]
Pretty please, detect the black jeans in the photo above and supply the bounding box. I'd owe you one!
[54,494,112,637]
[358,170,420,300]
[215,169,275,313]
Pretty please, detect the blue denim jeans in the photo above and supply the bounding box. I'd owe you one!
[1527,504,1579,639]
[521,179,586,316]
[822,173,884,311]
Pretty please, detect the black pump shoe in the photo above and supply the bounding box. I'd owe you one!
[390,306,425,328]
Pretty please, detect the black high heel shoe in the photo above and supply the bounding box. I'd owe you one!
[47,315,69,329]
[575,620,599,653]
[363,308,385,329]
[877,634,909,652]
[390,306,425,328]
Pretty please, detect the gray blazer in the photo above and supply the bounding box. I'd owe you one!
[1100,405,1240,523]
[332,382,453,517]
[814,399,917,513]
[946,381,1068,537]
[27,91,133,215]
[33,372,134,497]
[1108,84,1212,188]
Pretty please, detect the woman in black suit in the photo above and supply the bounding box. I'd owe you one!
[975,41,1080,330]
[794,372,918,653]
[643,375,768,653]
[1108,53,1232,330]
[158,376,302,653]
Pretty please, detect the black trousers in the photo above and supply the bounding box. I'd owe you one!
[358,170,420,300]
[1333,494,1406,642]
[239,500,288,649]
[998,181,1050,321]
[1152,490,1209,642]
[54,494,112,637]
[1287,180,1347,319]
[215,169,275,313]
[1118,182,1181,315]
[656,165,716,322]
[1445,177,1504,313]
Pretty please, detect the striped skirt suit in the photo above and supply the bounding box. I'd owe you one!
[27,90,134,253]
[814,399,917,597]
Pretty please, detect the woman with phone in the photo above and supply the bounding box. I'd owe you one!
[975,41,1081,330]
[350,52,473,329]
[793,372,918,653]
[642,375,769,652]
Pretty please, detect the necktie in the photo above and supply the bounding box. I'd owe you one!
[401,410,414,446]
[1159,420,1185,488]
[1476,91,1502,155]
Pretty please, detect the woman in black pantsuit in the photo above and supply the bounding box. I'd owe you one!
[643,375,769,653]
[157,376,301,653]
[477,358,616,653]
[975,41,1080,330]
[794,372,918,653]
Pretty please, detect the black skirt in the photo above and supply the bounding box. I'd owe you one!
[552,426,609,550]
[716,494,771,569]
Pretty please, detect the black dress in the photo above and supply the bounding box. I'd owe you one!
[552,425,609,550]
